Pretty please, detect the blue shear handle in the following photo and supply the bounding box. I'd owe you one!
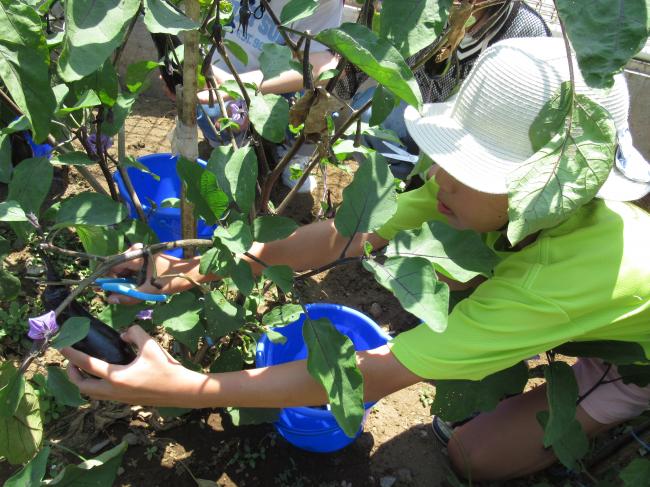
[97,279,168,302]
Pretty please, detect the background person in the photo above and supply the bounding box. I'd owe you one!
[338,0,551,180]
[64,38,650,481]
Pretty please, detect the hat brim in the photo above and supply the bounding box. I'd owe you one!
[404,102,523,194]
[596,167,650,201]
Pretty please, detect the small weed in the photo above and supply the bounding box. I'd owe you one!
[419,389,434,408]
[31,373,68,424]
[144,445,159,461]
[0,301,31,343]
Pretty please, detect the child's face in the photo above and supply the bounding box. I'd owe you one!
[434,167,509,233]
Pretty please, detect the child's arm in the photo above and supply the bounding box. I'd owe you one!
[196,51,339,104]
[107,219,389,305]
[62,325,421,408]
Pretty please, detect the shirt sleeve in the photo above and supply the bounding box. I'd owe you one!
[376,176,447,240]
[388,277,571,380]
[292,0,343,53]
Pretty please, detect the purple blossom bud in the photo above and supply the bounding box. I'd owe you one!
[136,309,154,321]
[87,134,113,156]
[27,311,59,340]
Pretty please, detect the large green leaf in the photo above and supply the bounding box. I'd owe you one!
[227,407,281,425]
[303,317,364,437]
[369,85,397,127]
[431,362,528,422]
[620,458,650,486]
[3,445,50,487]
[223,39,248,66]
[203,290,245,340]
[51,317,90,350]
[249,93,290,143]
[176,156,228,226]
[0,267,21,299]
[0,235,9,257]
[379,0,451,58]
[57,0,141,81]
[55,192,128,228]
[207,145,258,214]
[46,441,127,486]
[125,60,160,93]
[262,265,294,294]
[214,221,253,255]
[210,347,244,373]
[97,303,149,330]
[46,366,85,407]
[334,152,397,237]
[316,23,422,108]
[259,44,298,80]
[363,256,449,331]
[0,201,28,221]
[73,60,119,107]
[199,244,231,276]
[143,0,198,34]
[0,1,55,142]
[280,0,318,24]
[262,304,303,328]
[537,361,589,470]
[50,151,95,166]
[507,85,617,245]
[617,363,650,387]
[0,362,25,419]
[7,157,52,216]
[76,225,124,258]
[153,292,203,352]
[54,89,102,116]
[386,222,499,282]
[228,259,255,296]
[252,215,298,242]
[556,0,649,88]
[101,92,138,136]
[0,133,11,183]
[0,378,42,465]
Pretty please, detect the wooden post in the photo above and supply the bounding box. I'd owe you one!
[177,0,200,258]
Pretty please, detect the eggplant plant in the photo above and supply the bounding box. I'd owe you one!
[1,0,649,484]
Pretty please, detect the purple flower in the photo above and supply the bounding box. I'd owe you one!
[28,311,59,340]
[226,100,249,132]
[136,309,154,320]
[87,134,113,156]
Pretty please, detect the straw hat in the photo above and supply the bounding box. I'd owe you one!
[404,37,650,201]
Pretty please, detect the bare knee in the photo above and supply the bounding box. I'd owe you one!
[447,428,491,481]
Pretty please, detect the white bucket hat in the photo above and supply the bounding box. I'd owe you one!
[404,37,650,201]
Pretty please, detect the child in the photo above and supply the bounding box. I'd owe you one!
[63,38,650,481]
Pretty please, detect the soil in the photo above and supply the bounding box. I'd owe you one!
[2,96,649,487]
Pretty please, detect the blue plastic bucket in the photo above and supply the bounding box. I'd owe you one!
[113,153,216,257]
[255,303,390,453]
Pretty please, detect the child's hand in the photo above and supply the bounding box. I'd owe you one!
[106,244,193,305]
[62,326,206,407]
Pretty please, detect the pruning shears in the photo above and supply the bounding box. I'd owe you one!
[379,141,419,164]
[95,278,169,302]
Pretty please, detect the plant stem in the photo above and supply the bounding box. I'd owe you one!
[179,0,202,258]
[259,0,301,59]
[260,133,306,210]
[40,243,107,262]
[295,256,360,281]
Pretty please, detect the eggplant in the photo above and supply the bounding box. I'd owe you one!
[41,256,136,365]
[150,33,183,95]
